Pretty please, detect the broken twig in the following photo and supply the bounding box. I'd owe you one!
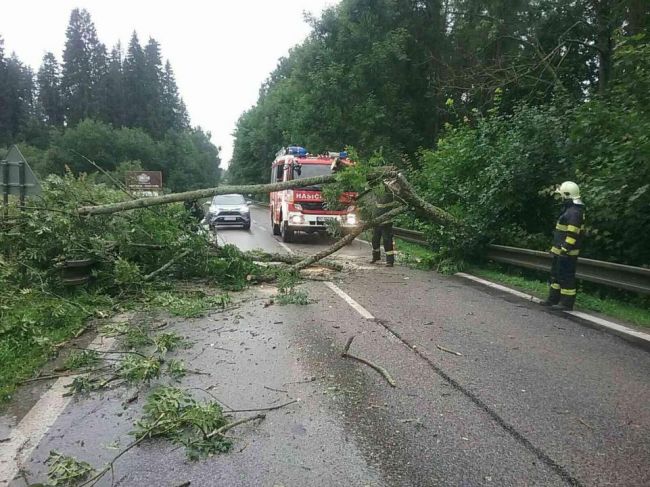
[206,413,266,439]
[436,344,462,356]
[341,336,396,387]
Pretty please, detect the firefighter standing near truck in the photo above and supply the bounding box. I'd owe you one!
[542,181,586,311]
[330,156,396,266]
[370,187,396,267]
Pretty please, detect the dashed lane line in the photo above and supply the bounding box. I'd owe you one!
[323,281,374,319]
[0,336,116,485]
[278,241,293,254]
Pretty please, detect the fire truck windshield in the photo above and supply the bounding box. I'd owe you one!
[295,163,331,179]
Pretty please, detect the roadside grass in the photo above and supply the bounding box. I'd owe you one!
[0,287,229,405]
[0,292,113,403]
[394,238,650,328]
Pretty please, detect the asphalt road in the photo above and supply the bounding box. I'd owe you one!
[2,205,649,486]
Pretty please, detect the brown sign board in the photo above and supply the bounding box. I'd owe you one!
[125,171,163,190]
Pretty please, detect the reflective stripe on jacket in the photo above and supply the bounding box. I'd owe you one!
[551,202,585,256]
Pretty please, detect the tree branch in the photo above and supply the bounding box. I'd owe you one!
[289,205,408,271]
[77,175,339,216]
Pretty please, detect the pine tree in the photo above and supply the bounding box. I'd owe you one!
[37,52,64,126]
[123,31,147,129]
[0,36,11,144]
[161,60,189,133]
[3,53,36,142]
[143,38,164,136]
[61,8,107,124]
[99,43,126,127]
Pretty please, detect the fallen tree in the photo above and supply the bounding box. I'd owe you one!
[75,168,459,272]
[290,205,407,271]
[77,175,339,216]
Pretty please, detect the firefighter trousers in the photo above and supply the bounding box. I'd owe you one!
[547,255,577,307]
[372,223,395,264]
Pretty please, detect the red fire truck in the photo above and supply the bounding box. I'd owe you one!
[270,146,358,242]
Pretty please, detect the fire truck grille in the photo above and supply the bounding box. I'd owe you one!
[300,202,326,211]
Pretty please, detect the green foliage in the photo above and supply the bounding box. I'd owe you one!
[62,350,101,371]
[148,291,231,318]
[47,450,95,486]
[117,355,163,384]
[275,271,310,305]
[122,326,153,350]
[0,289,111,401]
[1,8,220,192]
[409,36,650,266]
[153,332,186,354]
[165,359,187,380]
[0,175,258,402]
[132,386,231,460]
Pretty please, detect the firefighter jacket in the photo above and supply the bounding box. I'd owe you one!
[371,191,395,219]
[551,201,585,257]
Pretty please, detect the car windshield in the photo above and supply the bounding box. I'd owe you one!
[295,163,331,179]
[213,194,245,205]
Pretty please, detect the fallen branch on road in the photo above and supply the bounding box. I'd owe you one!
[144,249,191,281]
[436,344,462,356]
[341,336,396,387]
[291,206,407,271]
[385,173,461,228]
[206,413,266,439]
[245,250,343,271]
[77,175,339,215]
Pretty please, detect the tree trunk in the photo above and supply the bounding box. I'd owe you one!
[290,206,408,271]
[385,173,461,227]
[77,175,338,216]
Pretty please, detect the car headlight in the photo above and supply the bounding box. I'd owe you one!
[346,213,357,225]
[239,206,249,214]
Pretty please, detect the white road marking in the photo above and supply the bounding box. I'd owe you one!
[455,272,650,347]
[278,242,293,254]
[455,272,543,303]
[324,281,375,320]
[566,310,650,344]
[0,336,115,485]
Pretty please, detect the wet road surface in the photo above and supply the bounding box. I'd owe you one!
[1,205,649,486]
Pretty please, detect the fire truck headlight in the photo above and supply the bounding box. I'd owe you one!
[346,213,357,225]
[290,214,304,224]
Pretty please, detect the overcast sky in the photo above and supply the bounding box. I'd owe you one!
[0,0,338,166]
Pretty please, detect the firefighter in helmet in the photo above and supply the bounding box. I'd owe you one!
[370,187,396,267]
[542,181,585,311]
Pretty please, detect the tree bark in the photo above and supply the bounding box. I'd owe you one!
[77,175,338,216]
[290,206,407,271]
[386,173,461,227]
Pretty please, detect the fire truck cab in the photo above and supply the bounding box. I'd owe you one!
[270,146,358,243]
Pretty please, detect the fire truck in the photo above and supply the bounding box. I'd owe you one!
[270,146,358,242]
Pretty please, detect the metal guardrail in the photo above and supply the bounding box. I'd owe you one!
[393,227,650,295]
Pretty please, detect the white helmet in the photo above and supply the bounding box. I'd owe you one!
[555,181,581,201]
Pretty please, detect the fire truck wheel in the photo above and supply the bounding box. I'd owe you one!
[281,221,294,243]
[271,210,281,235]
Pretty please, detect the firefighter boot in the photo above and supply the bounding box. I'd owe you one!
[371,250,381,264]
[541,283,560,307]
[385,251,395,267]
[552,293,576,311]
